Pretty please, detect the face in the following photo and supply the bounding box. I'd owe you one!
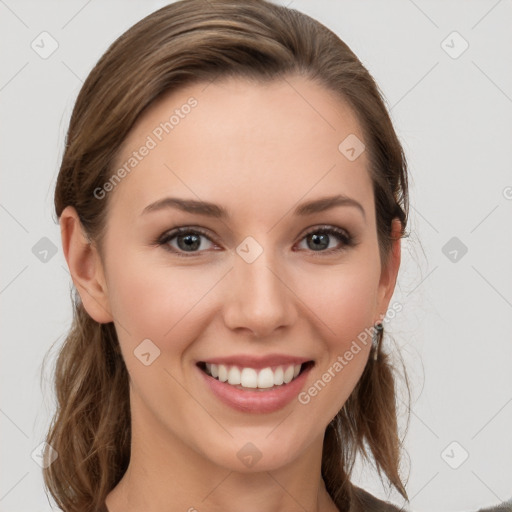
[68,75,400,473]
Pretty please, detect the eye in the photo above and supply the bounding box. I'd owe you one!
[295,225,355,254]
[155,225,355,257]
[157,227,218,256]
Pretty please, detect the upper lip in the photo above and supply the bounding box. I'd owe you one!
[198,354,312,370]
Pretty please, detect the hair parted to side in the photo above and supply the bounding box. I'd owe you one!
[44,1,411,510]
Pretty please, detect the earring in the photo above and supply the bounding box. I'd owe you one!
[372,322,384,361]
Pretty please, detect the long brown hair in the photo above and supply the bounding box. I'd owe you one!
[44,1,411,510]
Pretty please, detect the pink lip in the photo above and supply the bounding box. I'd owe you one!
[199,354,310,370]
[197,362,313,414]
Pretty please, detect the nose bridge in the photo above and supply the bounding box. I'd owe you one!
[223,237,295,336]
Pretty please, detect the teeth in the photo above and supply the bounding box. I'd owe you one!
[274,366,284,385]
[257,368,274,389]
[205,363,304,389]
[240,368,258,388]
[283,365,294,384]
[227,366,241,385]
[218,364,228,382]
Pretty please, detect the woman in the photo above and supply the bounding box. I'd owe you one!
[44,1,413,510]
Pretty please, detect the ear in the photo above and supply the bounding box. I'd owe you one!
[59,206,113,324]
[375,218,402,323]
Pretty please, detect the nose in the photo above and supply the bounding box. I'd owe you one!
[222,246,297,338]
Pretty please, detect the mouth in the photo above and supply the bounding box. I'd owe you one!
[197,360,314,391]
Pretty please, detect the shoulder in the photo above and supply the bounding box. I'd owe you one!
[350,485,408,512]
[476,499,512,511]
[349,487,512,512]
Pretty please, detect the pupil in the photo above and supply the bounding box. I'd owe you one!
[309,233,328,251]
[178,234,200,251]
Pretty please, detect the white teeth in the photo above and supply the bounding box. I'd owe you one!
[283,365,295,384]
[257,367,275,389]
[218,364,228,382]
[204,363,305,389]
[227,366,241,385]
[240,368,258,388]
[274,366,284,385]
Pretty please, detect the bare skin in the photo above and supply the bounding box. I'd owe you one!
[60,75,401,512]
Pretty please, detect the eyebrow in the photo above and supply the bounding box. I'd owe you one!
[141,194,366,221]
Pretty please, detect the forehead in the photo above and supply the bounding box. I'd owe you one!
[107,75,372,221]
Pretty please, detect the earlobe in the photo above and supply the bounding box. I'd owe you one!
[376,218,402,322]
[59,206,113,324]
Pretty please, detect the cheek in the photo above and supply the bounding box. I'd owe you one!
[295,259,381,344]
[105,254,221,354]
[291,260,380,417]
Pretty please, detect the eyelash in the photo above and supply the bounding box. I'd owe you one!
[155,225,355,258]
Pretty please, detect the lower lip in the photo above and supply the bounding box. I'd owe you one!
[198,365,312,414]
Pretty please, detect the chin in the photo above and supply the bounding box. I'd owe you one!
[195,426,318,474]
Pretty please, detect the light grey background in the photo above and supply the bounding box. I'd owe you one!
[1,1,511,511]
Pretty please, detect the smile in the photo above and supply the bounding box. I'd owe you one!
[201,362,308,390]
[197,357,314,413]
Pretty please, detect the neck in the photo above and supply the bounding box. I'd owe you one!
[105,403,339,512]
